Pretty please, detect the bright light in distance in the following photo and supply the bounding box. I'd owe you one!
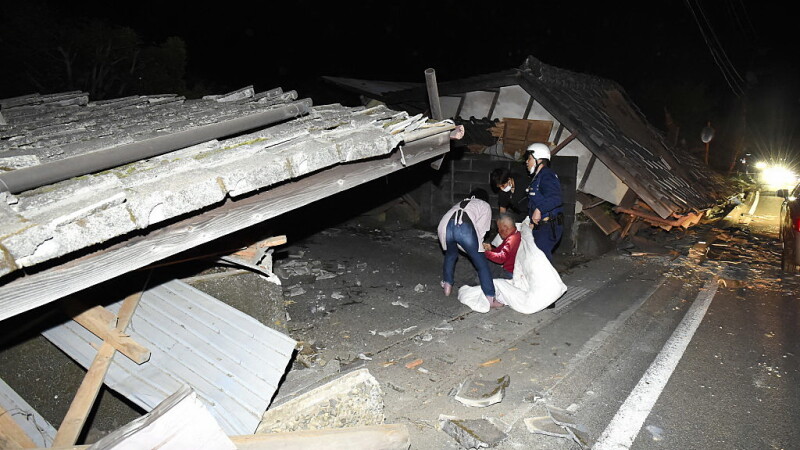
[760,165,797,190]
[754,161,768,170]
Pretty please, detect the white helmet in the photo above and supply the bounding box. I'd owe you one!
[527,143,551,160]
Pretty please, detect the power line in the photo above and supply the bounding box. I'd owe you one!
[683,0,746,97]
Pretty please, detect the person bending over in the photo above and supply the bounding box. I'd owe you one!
[437,188,502,308]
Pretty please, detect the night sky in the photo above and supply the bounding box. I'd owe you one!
[2,1,798,163]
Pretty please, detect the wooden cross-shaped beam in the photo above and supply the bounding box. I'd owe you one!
[51,273,151,447]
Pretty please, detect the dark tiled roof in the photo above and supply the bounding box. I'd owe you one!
[517,56,731,218]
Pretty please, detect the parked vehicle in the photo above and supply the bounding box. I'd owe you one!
[777,183,800,273]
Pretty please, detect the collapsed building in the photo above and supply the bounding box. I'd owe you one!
[325,56,738,256]
[0,86,454,447]
[0,56,740,448]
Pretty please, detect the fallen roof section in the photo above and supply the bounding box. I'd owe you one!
[42,279,296,435]
[0,88,454,321]
[326,56,736,220]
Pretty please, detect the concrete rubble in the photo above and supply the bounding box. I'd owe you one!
[440,416,508,449]
[454,375,510,408]
[256,368,385,434]
[523,405,592,449]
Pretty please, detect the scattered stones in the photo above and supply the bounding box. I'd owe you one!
[454,375,510,407]
[524,416,571,439]
[434,321,454,332]
[441,418,507,449]
[378,329,401,338]
[386,382,406,393]
[391,300,409,308]
[331,291,345,300]
[286,286,306,297]
[413,283,426,293]
[523,405,593,448]
[436,354,456,364]
[646,424,665,441]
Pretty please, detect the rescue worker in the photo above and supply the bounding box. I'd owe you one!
[489,167,529,223]
[525,143,564,261]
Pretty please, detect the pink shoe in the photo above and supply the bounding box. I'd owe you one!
[441,281,452,297]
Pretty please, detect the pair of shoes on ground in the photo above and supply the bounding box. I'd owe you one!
[441,281,452,297]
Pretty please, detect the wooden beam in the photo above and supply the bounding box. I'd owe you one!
[552,123,565,145]
[233,235,288,261]
[0,405,37,449]
[577,154,597,191]
[522,95,535,120]
[67,305,151,364]
[575,192,621,236]
[51,274,151,447]
[46,424,411,450]
[0,134,451,322]
[486,90,500,120]
[549,131,578,157]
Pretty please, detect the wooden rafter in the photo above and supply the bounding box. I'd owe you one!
[51,272,152,447]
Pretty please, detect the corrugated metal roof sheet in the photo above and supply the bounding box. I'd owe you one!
[41,279,296,435]
[0,377,56,447]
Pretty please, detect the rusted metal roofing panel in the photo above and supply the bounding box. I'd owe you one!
[41,279,296,435]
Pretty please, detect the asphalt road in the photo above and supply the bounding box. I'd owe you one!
[266,192,800,449]
[3,192,798,448]
[583,193,800,450]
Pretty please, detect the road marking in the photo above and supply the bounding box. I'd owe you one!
[594,277,718,450]
[747,190,760,216]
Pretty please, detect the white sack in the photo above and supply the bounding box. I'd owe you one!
[459,220,567,314]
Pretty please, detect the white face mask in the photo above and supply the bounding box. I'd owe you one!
[501,185,512,193]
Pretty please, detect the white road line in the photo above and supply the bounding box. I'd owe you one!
[594,277,719,450]
[747,190,760,216]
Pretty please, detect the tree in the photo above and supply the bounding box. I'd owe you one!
[0,2,189,99]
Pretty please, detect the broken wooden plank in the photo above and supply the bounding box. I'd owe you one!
[81,385,235,450]
[51,276,150,447]
[576,192,621,235]
[46,425,411,450]
[233,235,287,261]
[67,304,150,364]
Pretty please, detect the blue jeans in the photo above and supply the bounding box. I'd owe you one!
[442,218,496,297]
